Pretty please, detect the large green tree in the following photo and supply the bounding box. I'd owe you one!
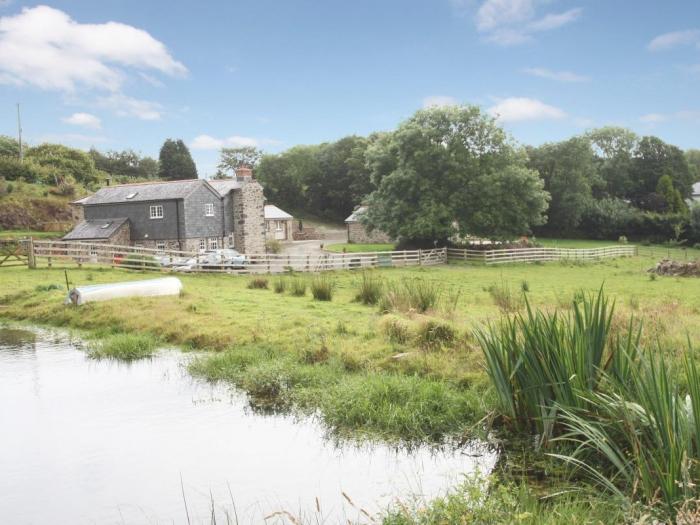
[158,139,197,180]
[256,145,320,212]
[216,146,262,178]
[90,149,159,180]
[363,106,549,244]
[630,136,693,209]
[686,149,700,182]
[527,137,600,234]
[587,127,639,199]
[25,143,99,186]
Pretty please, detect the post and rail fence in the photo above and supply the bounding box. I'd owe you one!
[3,239,639,274]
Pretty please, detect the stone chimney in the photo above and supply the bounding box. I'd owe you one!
[236,166,253,181]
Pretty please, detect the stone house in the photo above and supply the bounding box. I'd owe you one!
[344,206,393,244]
[264,204,294,241]
[65,168,266,253]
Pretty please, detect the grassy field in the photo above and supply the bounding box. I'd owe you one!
[0,229,64,240]
[2,248,700,522]
[325,242,395,252]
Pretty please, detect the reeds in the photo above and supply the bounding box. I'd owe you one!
[246,277,269,289]
[354,271,384,305]
[88,333,158,361]
[310,274,334,301]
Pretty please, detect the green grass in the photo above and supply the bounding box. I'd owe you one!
[0,229,63,239]
[87,332,158,361]
[325,243,395,253]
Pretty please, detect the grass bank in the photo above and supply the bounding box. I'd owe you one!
[325,242,395,253]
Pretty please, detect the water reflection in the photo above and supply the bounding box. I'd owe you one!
[0,327,496,524]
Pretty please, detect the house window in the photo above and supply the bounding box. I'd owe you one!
[156,241,166,252]
[209,238,219,250]
[90,245,98,256]
[204,203,215,217]
[199,239,206,251]
[149,205,164,219]
[228,234,234,247]
[276,221,283,231]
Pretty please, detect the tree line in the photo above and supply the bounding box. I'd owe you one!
[245,106,700,246]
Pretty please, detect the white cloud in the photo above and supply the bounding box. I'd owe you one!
[639,113,668,124]
[423,95,459,108]
[191,135,261,150]
[488,97,566,122]
[98,93,162,120]
[522,67,590,82]
[472,0,582,46]
[640,110,700,124]
[0,6,186,92]
[62,112,101,129]
[648,29,700,51]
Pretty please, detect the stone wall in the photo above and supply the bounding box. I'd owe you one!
[232,181,266,253]
[110,222,131,246]
[347,222,393,244]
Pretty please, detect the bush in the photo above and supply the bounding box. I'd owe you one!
[310,273,334,301]
[265,239,282,254]
[247,276,269,289]
[120,253,159,269]
[354,271,384,305]
[272,277,287,294]
[289,275,307,296]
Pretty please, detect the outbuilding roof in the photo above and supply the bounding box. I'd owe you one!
[62,218,129,241]
[207,179,244,196]
[264,204,293,220]
[344,206,367,223]
[81,179,205,205]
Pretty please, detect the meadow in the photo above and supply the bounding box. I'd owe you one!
[2,245,700,522]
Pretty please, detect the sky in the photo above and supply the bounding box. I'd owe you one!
[0,0,698,177]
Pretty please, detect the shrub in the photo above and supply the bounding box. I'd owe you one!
[354,271,384,305]
[120,253,159,269]
[416,319,456,350]
[310,273,334,301]
[289,275,307,297]
[87,333,158,361]
[247,276,269,289]
[272,277,287,294]
[379,315,412,344]
[265,239,282,254]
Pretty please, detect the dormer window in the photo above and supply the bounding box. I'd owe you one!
[126,192,138,200]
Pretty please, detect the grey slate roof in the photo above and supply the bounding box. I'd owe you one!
[208,179,243,196]
[345,206,368,223]
[62,218,129,240]
[82,179,204,205]
[264,204,293,220]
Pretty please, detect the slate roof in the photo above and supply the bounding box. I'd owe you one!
[208,179,243,196]
[62,218,129,240]
[264,204,293,220]
[81,179,204,205]
[345,206,368,223]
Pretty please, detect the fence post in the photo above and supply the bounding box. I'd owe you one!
[418,249,422,266]
[27,238,36,269]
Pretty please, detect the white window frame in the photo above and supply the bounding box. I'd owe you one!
[208,238,219,250]
[199,239,206,251]
[204,203,215,217]
[149,205,164,219]
[156,241,166,252]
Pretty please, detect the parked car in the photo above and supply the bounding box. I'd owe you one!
[174,249,247,271]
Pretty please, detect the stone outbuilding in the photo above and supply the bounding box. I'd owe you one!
[344,206,393,244]
[264,204,294,241]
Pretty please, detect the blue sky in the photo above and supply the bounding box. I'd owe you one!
[0,0,698,177]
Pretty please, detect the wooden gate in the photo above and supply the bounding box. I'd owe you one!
[0,240,28,268]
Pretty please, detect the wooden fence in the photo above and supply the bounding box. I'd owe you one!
[0,240,28,268]
[447,245,638,264]
[27,240,447,274]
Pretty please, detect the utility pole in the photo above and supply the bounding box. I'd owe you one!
[16,103,23,162]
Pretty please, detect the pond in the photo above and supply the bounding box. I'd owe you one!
[0,327,496,524]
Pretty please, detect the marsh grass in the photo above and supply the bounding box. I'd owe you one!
[379,315,412,344]
[247,276,269,289]
[355,271,384,305]
[415,319,457,351]
[289,275,307,297]
[272,277,287,294]
[310,273,334,301]
[379,279,442,314]
[486,282,522,313]
[87,332,158,361]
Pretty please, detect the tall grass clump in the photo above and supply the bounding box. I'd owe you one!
[378,279,441,314]
[310,273,334,301]
[354,271,384,305]
[288,275,307,297]
[272,277,287,294]
[486,281,522,313]
[476,289,637,444]
[88,333,158,361]
[247,276,269,289]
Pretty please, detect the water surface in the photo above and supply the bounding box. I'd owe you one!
[0,327,495,524]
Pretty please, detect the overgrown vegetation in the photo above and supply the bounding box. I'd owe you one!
[87,333,158,361]
[310,273,334,301]
[354,271,384,305]
[247,276,269,289]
